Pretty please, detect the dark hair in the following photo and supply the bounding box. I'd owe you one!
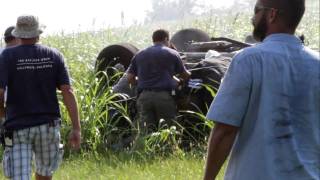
[152,29,169,42]
[4,26,15,43]
[4,36,15,43]
[263,0,305,29]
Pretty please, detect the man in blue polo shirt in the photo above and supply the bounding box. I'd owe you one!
[127,29,190,134]
[0,15,81,180]
[203,0,319,179]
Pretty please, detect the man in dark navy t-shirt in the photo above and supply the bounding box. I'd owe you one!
[127,29,190,134]
[0,15,81,180]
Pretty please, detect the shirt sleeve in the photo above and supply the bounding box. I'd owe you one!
[56,52,71,87]
[173,51,186,74]
[0,52,8,89]
[206,52,253,127]
[127,55,137,75]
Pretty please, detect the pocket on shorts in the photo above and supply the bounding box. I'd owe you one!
[50,144,64,172]
[2,148,12,178]
[15,129,28,144]
[47,125,61,144]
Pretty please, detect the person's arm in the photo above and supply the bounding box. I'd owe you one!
[126,54,138,87]
[173,51,191,81]
[203,122,238,180]
[127,72,137,86]
[0,53,7,122]
[174,70,190,87]
[178,70,191,81]
[0,89,4,121]
[60,84,81,150]
[203,49,253,180]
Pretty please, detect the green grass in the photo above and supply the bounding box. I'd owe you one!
[0,2,318,178]
[0,152,226,180]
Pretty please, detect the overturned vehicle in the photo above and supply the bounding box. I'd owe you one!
[95,28,251,148]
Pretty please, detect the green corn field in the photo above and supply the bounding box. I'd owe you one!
[0,1,319,179]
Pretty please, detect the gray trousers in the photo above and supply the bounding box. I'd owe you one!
[136,90,177,134]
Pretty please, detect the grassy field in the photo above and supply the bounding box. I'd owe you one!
[0,1,319,179]
[0,153,226,179]
[46,1,319,154]
[54,153,217,180]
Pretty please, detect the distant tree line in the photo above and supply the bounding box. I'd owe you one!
[145,0,200,23]
[144,0,256,23]
[144,0,319,23]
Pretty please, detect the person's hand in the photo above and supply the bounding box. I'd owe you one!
[173,76,183,86]
[68,129,81,150]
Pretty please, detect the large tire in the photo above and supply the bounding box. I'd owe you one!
[95,44,139,149]
[95,43,139,74]
[171,28,210,52]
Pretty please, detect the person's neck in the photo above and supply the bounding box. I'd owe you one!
[153,41,167,46]
[266,26,295,37]
[20,38,38,45]
[5,42,17,47]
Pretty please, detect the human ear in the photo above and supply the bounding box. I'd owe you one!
[268,8,279,23]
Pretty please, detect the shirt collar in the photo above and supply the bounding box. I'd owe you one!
[153,42,166,47]
[263,33,302,45]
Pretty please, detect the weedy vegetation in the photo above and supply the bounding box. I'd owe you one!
[0,1,319,179]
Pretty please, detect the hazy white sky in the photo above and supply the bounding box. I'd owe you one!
[0,0,236,35]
